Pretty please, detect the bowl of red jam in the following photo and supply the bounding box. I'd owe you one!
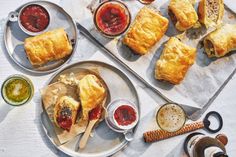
[93,0,131,38]
[105,99,138,131]
[18,4,50,36]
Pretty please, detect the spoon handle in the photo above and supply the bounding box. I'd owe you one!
[143,121,204,143]
[79,119,98,149]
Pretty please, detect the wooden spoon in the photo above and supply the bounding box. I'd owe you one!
[79,106,102,149]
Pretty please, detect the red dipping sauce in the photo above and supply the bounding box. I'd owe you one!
[94,1,130,37]
[57,116,72,132]
[89,106,102,120]
[20,4,50,33]
[114,105,136,126]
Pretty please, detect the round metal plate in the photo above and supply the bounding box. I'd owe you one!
[4,1,78,74]
[41,61,140,157]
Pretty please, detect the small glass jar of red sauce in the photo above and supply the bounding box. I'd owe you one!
[105,99,138,131]
[18,4,50,36]
[93,0,131,38]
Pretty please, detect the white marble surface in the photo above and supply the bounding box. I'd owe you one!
[0,0,236,157]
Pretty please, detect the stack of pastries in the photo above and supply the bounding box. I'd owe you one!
[121,0,236,84]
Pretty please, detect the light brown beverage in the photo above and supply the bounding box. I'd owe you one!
[156,103,186,132]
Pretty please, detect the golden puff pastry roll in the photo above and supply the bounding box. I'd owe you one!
[24,28,73,66]
[155,37,196,84]
[204,24,236,58]
[54,96,80,131]
[198,0,224,28]
[79,74,106,120]
[123,7,169,55]
[168,0,198,31]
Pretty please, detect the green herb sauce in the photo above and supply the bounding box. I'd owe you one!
[4,79,31,103]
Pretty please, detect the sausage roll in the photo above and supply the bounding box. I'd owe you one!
[204,24,236,58]
[24,28,72,66]
[198,0,224,28]
[123,7,169,55]
[54,96,80,131]
[168,0,198,31]
[155,37,196,84]
[79,74,106,120]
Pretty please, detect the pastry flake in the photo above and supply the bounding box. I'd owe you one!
[204,24,236,57]
[24,28,72,66]
[123,7,169,55]
[168,0,198,31]
[79,74,106,120]
[198,0,224,28]
[155,37,196,84]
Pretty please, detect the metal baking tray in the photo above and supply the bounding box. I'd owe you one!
[79,0,236,120]
[40,61,140,157]
[4,1,78,74]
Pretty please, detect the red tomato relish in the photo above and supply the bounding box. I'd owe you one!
[20,4,49,32]
[114,105,136,126]
[89,106,102,120]
[95,2,129,36]
[57,116,72,131]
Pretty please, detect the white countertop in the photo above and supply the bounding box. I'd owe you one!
[0,0,236,157]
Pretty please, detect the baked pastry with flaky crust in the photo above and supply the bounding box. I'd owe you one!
[79,74,106,120]
[24,28,72,66]
[123,7,169,55]
[168,0,198,31]
[204,24,236,58]
[155,37,196,84]
[198,0,224,28]
[54,96,80,131]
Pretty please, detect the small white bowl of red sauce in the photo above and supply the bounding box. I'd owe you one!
[17,4,50,36]
[93,0,131,38]
[105,99,139,132]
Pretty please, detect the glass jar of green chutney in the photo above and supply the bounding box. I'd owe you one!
[1,74,34,106]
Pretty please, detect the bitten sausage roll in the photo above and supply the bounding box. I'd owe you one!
[79,74,106,120]
[204,24,236,57]
[155,37,196,84]
[24,28,73,66]
[123,7,169,55]
[198,0,224,28]
[168,0,198,31]
[54,96,80,131]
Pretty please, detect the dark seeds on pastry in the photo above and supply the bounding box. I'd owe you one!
[60,106,72,118]
[206,0,220,22]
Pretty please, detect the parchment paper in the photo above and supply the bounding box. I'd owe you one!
[41,82,87,144]
[40,70,109,144]
[63,0,236,108]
